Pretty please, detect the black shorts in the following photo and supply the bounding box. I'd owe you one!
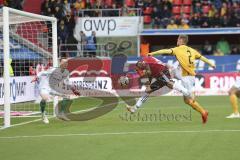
[150,69,171,92]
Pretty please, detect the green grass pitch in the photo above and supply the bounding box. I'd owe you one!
[0,96,240,160]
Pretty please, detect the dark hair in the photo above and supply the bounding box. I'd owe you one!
[136,61,142,67]
[178,35,188,44]
[136,60,145,68]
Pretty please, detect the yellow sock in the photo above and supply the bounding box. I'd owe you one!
[230,94,239,113]
[189,100,205,115]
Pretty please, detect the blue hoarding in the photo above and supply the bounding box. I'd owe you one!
[0,35,43,60]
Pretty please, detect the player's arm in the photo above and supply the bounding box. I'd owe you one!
[31,71,43,83]
[31,76,38,83]
[144,64,151,77]
[148,49,173,56]
[64,75,80,96]
[145,76,152,85]
[135,69,152,85]
[142,65,152,85]
[135,65,152,86]
[197,53,216,69]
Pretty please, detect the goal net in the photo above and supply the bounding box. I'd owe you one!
[0,7,58,128]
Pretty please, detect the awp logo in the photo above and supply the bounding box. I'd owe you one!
[75,16,140,37]
[84,19,116,34]
[0,79,27,101]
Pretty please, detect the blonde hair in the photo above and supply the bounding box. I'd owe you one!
[178,35,189,44]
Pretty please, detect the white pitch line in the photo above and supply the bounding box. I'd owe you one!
[1,129,240,139]
[0,99,127,130]
[0,107,97,130]
[0,118,43,130]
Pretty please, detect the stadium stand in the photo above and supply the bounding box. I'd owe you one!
[2,0,239,29]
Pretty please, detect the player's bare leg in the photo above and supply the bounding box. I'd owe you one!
[183,95,208,124]
[226,87,240,118]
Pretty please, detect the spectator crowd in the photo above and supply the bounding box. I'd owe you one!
[37,0,240,29]
[147,0,240,29]
[202,38,240,56]
[3,0,240,29]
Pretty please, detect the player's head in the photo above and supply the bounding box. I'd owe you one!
[177,34,188,46]
[60,58,68,69]
[136,60,146,69]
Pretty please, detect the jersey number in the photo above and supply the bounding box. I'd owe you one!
[187,50,193,65]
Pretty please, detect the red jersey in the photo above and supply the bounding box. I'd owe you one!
[136,56,168,78]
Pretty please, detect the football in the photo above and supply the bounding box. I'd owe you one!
[119,76,129,86]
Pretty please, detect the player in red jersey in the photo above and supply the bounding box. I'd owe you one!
[127,56,190,113]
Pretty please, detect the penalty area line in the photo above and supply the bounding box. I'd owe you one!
[0,118,44,130]
[0,99,127,130]
[1,129,240,139]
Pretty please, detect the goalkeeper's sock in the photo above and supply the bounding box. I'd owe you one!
[188,100,205,115]
[136,93,149,108]
[230,94,239,113]
[61,98,71,113]
[40,100,46,114]
[173,82,190,97]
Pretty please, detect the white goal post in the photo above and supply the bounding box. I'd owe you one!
[1,7,58,128]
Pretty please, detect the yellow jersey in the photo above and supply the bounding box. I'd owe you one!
[171,45,201,76]
[3,58,14,76]
[148,45,214,77]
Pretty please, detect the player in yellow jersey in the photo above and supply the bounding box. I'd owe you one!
[226,80,240,118]
[148,35,216,124]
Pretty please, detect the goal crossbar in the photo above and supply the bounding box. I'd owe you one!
[0,7,56,25]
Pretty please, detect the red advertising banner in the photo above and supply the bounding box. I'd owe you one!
[67,58,111,77]
[196,72,240,90]
[66,57,240,96]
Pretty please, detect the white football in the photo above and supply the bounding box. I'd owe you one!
[119,76,129,86]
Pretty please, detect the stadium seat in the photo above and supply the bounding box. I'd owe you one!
[183,14,191,19]
[202,5,210,14]
[172,6,181,14]
[23,0,42,14]
[144,7,153,15]
[174,14,181,19]
[173,0,182,6]
[202,0,209,5]
[144,15,152,24]
[126,0,135,7]
[183,6,191,14]
[105,0,113,7]
[183,0,192,5]
[90,0,95,6]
